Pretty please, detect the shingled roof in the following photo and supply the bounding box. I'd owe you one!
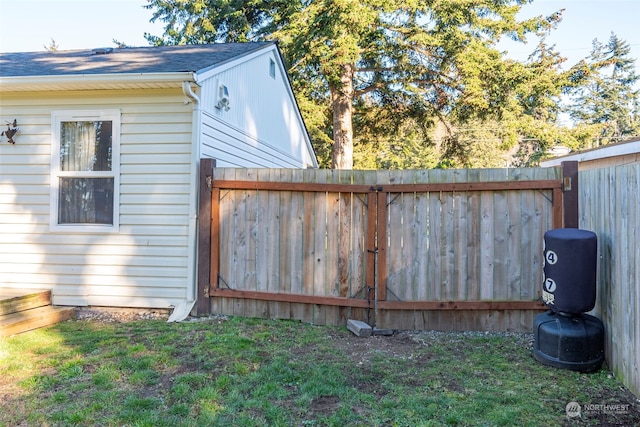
[0,43,274,78]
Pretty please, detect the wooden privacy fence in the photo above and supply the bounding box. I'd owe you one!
[579,163,640,397]
[197,161,577,332]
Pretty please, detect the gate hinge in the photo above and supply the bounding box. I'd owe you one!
[206,176,213,191]
[563,177,572,191]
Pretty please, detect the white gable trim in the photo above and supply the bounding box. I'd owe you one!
[195,44,276,82]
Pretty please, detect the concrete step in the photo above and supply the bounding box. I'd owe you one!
[0,305,75,337]
[0,289,52,316]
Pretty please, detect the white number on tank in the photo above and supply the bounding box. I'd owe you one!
[544,278,557,292]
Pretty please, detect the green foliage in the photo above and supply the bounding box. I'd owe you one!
[566,33,640,147]
[145,0,565,169]
[143,2,639,168]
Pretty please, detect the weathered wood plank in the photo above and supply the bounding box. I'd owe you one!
[311,170,329,325]
[253,168,272,318]
[300,169,317,324]
[579,164,640,397]
[208,167,562,334]
[213,179,562,193]
[478,170,495,300]
[216,168,237,316]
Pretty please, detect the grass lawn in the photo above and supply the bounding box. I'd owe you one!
[1,315,639,426]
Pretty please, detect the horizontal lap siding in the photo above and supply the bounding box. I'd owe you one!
[0,89,193,307]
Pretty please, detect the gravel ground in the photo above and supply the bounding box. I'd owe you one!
[74,307,171,323]
[73,308,535,351]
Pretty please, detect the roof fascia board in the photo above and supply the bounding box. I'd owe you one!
[0,72,197,91]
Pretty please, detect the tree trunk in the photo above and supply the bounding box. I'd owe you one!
[330,64,355,169]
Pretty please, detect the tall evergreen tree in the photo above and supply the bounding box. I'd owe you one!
[567,33,640,147]
[145,0,561,169]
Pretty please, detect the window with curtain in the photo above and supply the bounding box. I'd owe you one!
[51,110,120,231]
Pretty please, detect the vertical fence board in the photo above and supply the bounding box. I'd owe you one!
[479,170,495,301]
[386,170,404,302]
[580,164,640,398]
[219,168,239,316]
[208,167,561,333]
[350,170,371,323]
[413,170,430,303]
[492,188,509,304]
[453,169,469,301]
[442,170,457,301]
[397,170,416,328]
[466,169,481,301]
[428,171,445,301]
[630,166,640,396]
[254,168,272,318]
[300,169,318,324]
[311,170,329,325]
[328,172,346,325]
[235,168,257,318]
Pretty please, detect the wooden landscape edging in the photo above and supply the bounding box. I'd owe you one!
[196,165,575,323]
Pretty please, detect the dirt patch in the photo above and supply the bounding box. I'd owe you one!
[328,330,424,365]
[327,328,640,426]
[309,395,341,416]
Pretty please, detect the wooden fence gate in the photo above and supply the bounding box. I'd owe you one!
[197,160,578,332]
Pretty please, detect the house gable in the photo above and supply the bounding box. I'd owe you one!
[0,43,317,311]
[197,45,317,168]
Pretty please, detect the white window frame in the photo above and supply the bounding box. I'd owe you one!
[50,109,120,232]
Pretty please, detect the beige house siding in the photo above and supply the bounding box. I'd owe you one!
[0,88,193,308]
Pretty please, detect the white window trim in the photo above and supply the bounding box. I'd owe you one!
[50,109,121,233]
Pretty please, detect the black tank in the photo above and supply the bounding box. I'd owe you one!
[533,311,604,373]
[542,228,597,314]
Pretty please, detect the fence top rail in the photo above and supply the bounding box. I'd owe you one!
[211,179,562,193]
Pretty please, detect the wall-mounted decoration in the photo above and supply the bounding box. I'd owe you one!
[2,119,18,144]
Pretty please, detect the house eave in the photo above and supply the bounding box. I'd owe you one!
[0,72,197,92]
[540,138,640,167]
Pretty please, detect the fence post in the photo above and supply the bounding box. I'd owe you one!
[196,158,216,316]
[562,161,579,228]
[376,190,388,304]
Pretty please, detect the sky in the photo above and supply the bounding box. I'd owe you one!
[0,0,639,73]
